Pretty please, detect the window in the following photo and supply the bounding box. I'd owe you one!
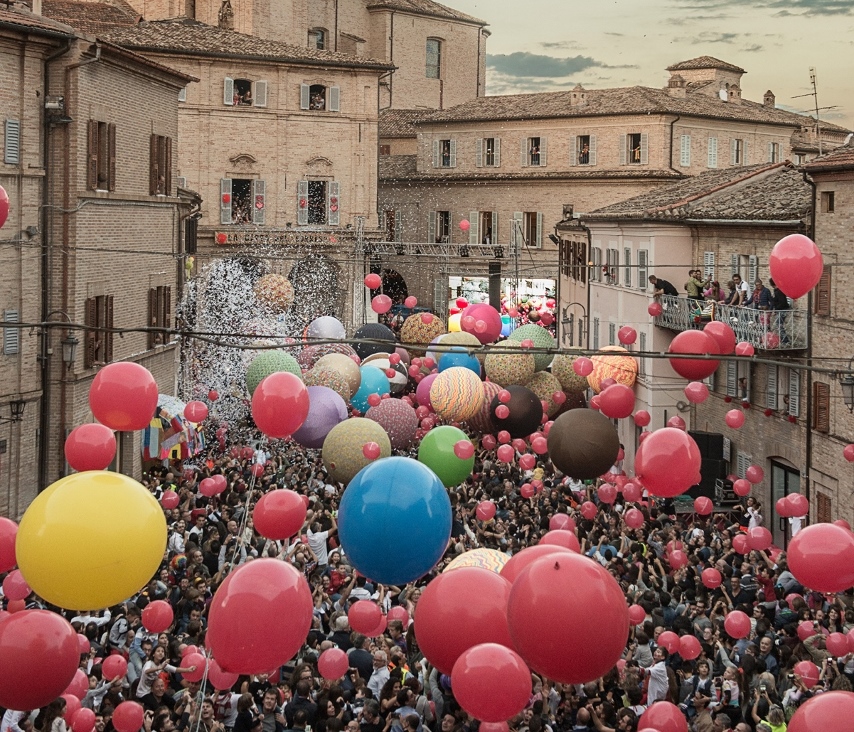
[3,309,19,355]
[707,137,718,168]
[812,381,830,433]
[821,191,835,213]
[300,84,339,112]
[815,266,831,316]
[637,249,648,288]
[178,86,187,102]
[624,132,647,164]
[623,247,632,287]
[85,295,114,368]
[148,285,172,348]
[4,119,20,165]
[562,239,587,283]
[788,368,801,418]
[221,178,266,225]
[428,210,450,243]
[639,332,647,376]
[296,180,340,226]
[731,138,746,165]
[87,120,116,191]
[521,212,542,248]
[426,38,442,79]
[379,145,391,156]
[433,139,456,168]
[308,28,326,50]
[609,322,616,346]
[816,492,832,523]
[224,78,268,107]
[606,248,619,284]
[591,246,602,282]
[522,136,546,166]
[768,142,782,163]
[575,134,596,165]
[477,137,500,167]
[703,251,715,280]
[477,211,497,246]
[727,360,751,402]
[592,317,600,349]
[679,134,691,167]
[149,135,172,196]
[736,451,752,480]
[385,210,403,244]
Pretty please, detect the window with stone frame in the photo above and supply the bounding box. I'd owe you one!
[426,39,442,79]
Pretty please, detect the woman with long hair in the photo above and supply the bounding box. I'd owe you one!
[38,699,67,732]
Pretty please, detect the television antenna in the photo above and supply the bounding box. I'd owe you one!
[791,67,836,155]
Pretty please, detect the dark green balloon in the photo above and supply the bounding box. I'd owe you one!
[418,425,474,488]
[246,351,302,396]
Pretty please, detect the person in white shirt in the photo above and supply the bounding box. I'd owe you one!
[642,646,671,704]
[1,710,36,732]
[307,511,337,570]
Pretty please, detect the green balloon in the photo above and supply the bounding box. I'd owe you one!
[246,351,302,396]
[418,425,474,488]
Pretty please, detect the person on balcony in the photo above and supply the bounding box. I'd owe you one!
[648,275,678,298]
[769,279,789,311]
[723,280,741,307]
[704,281,726,302]
[731,274,749,305]
[745,279,772,310]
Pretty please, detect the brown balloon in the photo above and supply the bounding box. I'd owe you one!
[547,409,620,480]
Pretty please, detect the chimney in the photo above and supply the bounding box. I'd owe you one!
[31,0,42,15]
[569,83,587,107]
[667,73,686,98]
[727,84,742,104]
[764,90,775,107]
[218,0,234,29]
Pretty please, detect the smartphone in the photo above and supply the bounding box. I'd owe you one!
[760,684,766,692]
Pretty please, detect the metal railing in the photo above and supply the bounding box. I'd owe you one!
[653,295,807,350]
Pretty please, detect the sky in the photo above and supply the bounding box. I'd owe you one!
[444,0,854,130]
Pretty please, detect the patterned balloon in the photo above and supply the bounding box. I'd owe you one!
[362,354,409,394]
[366,399,419,450]
[322,418,392,485]
[525,371,564,416]
[314,353,361,398]
[484,341,536,386]
[551,353,589,394]
[253,274,295,312]
[400,313,446,354]
[587,346,639,394]
[430,367,484,422]
[467,380,502,433]
[444,548,509,574]
[507,324,555,371]
[303,367,351,403]
[246,351,302,396]
[297,343,357,371]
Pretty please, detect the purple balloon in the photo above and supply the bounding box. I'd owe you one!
[292,386,348,449]
[416,373,438,408]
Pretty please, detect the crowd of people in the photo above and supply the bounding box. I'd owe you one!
[3,432,854,732]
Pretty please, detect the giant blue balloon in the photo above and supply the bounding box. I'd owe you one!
[338,457,452,585]
[351,365,390,413]
[438,347,481,377]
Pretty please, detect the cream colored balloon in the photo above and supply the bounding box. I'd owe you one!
[315,353,361,398]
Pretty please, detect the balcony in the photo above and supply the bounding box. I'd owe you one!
[653,295,807,351]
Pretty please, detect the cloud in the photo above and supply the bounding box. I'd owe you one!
[486,52,607,78]
[686,31,741,42]
[673,0,853,14]
[540,40,584,51]
[742,43,764,52]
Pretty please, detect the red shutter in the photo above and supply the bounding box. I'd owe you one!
[149,135,158,195]
[84,297,96,367]
[107,123,117,191]
[104,295,114,363]
[164,137,172,196]
[816,492,832,523]
[87,120,98,190]
[812,381,830,433]
[814,266,831,316]
[164,286,171,337]
[148,288,157,349]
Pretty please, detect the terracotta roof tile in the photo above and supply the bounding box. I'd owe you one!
[0,6,76,36]
[379,154,683,182]
[803,143,854,172]
[666,56,746,74]
[365,0,486,25]
[585,163,810,222]
[42,0,139,35]
[101,18,394,69]
[379,109,434,138]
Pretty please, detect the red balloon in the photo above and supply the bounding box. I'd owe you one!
[362,441,381,460]
[549,514,575,532]
[207,559,313,673]
[181,652,207,682]
[638,701,688,732]
[0,185,9,228]
[598,484,617,505]
[787,523,854,593]
[703,321,736,355]
[665,415,686,431]
[667,330,720,380]
[776,496,793,518]
[73,709,96,732]
[64,423,117,472]
[2,570,29,601]
[102,654,128,680]
[624,508,645,529]
[628,604,646,625]
[404,296,417,309]
[518,454,536,471]
[746,465,764,484]
[208,389,219,401]
[0,517,17,573]
[769,233,823,300]
[497,389,512,404]
[454,440,475,460]
[787,691,854,732]
[251,372,310,439]
[507,552,629,684]
[635,428,701,497]
[539,530,580,553]
[349,600,382,635]
[184,400,209,423]
[580,501,598,520]
[481,434,497,451]
[62,694,82,723]
[732,534,750,554]
[497,430,511,444]
[88,362,159,431]
[693,496,713,516]
[654,631,679,655]
[598,384,635,419]
[387,605,410,626]
[253,489,307,540]
[476,501,497,521]
[701,568,722,589]
[786,493,809,517]
[633,410,651,427]
[724,610,751,639]
[679,635,701,660]
[733,478,752,497]
[826,632,849,658]
[844,444,854,463]
[797,621,816,642]
[572,357,593,376]
[793,660,820,689]
[496,444,514,463]
[364,273,382,289]
[684,381,709,404]
[318,648,350,680]
[623,482,642,502]
[65,668,88,699]
[747,526,772,551]
[725,409,745,429]
[371,295,392,314]
[668,550,688,570]
[141,600,174,633]
[648,301,663,317]
[499,545,575,585]
[0,610,79,709]
[617,326,637,345]
[77,633,90,656]
[451,643,532,723]
[735,341,755,357]
[835,519,852,531]
[113,702,145,732]
[512,438,527,453]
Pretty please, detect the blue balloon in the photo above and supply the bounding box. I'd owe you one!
[338,457,452,585]
[438,347,481,376]
[500,315,514,337]
[351,365,390,413]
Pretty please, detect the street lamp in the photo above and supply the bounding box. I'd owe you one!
[61,333,79,366]
[841,361,854,413]
[0,399,26,425]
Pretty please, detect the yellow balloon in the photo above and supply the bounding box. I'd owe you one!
[16,471,167,610]
[448,313,462,332]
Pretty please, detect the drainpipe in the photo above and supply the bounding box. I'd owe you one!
[39,38,73,492]
[334,0,339,51]
[668,115,681,175]
[388,12,394,108]
[802,169,816,511]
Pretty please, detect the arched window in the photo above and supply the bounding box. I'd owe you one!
[426,38,442,79]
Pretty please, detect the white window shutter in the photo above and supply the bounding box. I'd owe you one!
[511,212,523,252]
[589,135,597,166]
[520,138,528,167]
[767,364,778,410]
[593,317,600,350]
[224,77,234,105]
[449,139,457,168]
[704,251,715,279]
[569,135,577,166]
[640,133,649,164]
[638,249,648,287]
[252,179,265,225]
[300,84,310,110]
[394,210,402,243]
[749,255,758,283]
[707,137,718,168]
[744,140,750,165]
[624,247,632,287]
[176,176,187,189]
[432,140,440,168]
[680,134,691,167]
[730,138,737,165]
[254,80,268,108]
[4,119,20,165]
[178,86,187,102]
[220,178,232,224]
[297,180,309,225]
[609,322,616,346]
[768,141,774,162]
[3,309,19,354]
[494,138,501,167]
[639,332,647,375]
[491,212,498,243]
[327,181,340,225]
[329,86,341,112]
[726,360,737,397]
[539,137,547,167]
[788,368,800,417]
[731,254,739,277]
[619,136,627,166]
[476,138,483,168]
[427,211,436,243]
[469,211,478,245]
[535,212,543,248]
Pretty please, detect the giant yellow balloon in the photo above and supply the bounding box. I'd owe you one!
[16,471,167,610]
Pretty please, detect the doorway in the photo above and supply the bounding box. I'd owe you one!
[771,459,800,548]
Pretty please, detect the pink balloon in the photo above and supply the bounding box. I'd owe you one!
[387,605,410,626]
[844,444,854,463]
[64,423,117,472]
[769,233,823,300]
[623,482,642,502]
[797,621,816,643]
[518,454,536,471]
[64,668,88,699]
[102,654,128,680]
[776,496,793,518]
[62,695,82,724]
[531,437,548,455]
[638,701,688,732]
[2,570,30,601]
[454,440,475,460]
[656,631,680,655]
[732,534,750,554]
[746,465,764,484]
[668,330,720,380]
[461,304,503,344]
[88,362,158,432]
[253,489,307,541]
[495,404,510,419]
[733,478,752,497]
[648,301,663,317]
[364,273,382,289]
[459,219,471,232]
[72,709,96,732]
[786,492,809,517]
[668,549,688,569]
[624,508,645,529]
[404,296,417,309]
[141,600,174,633]
[826,632,849,658]
[633,410,651,427]
[451,643,532,723]
[496,444,514,463]
[747,526,772,551]
[684,381,709,404]
[679,634,701,661]
[701,568,722,589]
[572,357,593,376]
[362,441,381,460]
[520,483,534,499]
[476,501,497,521]
[793,660,820,689]
[598,484,617,505]
[787,691,854,732]
[598,384,636,419]
[580,501,597,520]
[628,604,646,625]
[703,321,736,355]
[539,530,580,553]
[788,523,854,593]
[77,634,90,656]
[251,372,310,439]
[724,610,751,639]
[667,415,686,430]
[0,517,17,573]
[693,496,713,515]
[725,409,745,429]
[617,326,637,345]
[318,648,350,680]
[635,428,701,497]
[112,703,145,732]
[184,400,208,423]
[549,514,576,532]
[735,341,755,356]
[349,600,382,635]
